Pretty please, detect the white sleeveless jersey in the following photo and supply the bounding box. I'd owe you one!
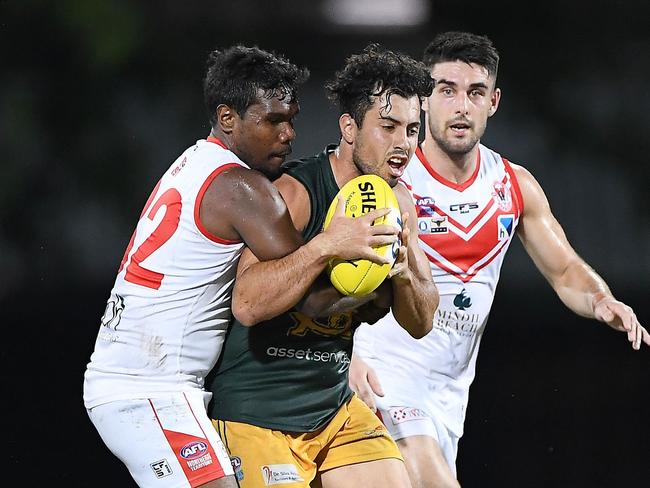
[84,137,247,408]
[354,144,523,436]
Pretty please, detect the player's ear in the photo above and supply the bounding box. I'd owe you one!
[339,113,357,145]
[488,87,501,118]
[216,104,238,134]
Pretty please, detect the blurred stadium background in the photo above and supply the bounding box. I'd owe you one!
[2,1,648,486]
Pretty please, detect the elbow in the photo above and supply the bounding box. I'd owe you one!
[406,320,433,339]
[401,295,438,339]
[232,296,262,327]
[232,308,258,327]
[397,312,433,339]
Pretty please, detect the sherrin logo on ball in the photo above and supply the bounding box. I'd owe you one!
[323,174,402,297]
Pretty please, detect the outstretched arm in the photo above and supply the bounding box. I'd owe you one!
[387,184,439,339]
[513,163,648,350]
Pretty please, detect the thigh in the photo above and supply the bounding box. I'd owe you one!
[88,392,234,488]
[375,405,459,488]
[212,419,317,488]
[320,458,411,488]
[376,403,459,472]
[318,395,406,486]
[396,436,459,488]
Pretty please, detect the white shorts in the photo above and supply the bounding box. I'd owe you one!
[87,390,234,487]
[376,401,460,476]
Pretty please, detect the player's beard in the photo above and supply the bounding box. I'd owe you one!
[430,120,485,157]
[352,145,397,187]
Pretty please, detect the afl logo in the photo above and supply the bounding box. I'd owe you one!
[416,197,434,206]
[180,441,208,460]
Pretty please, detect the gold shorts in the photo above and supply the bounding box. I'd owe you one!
[212,394,402,487]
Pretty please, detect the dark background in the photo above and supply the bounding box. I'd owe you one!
[3,1,648,486]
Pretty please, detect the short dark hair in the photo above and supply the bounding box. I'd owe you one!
[203,45,309,127]
[423,32,499,79]
[325,43,434,126]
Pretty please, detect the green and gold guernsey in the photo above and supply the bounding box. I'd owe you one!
[207,145,358,432]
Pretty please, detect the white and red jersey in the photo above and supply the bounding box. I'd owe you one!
[354,143,524,436]
[84,136,247,409]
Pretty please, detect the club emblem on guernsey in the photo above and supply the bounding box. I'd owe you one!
[453,289,472,310]
[492,181,512,211]
[287,312,353,339]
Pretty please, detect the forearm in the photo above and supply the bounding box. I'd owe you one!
[391,275,437,338]
[552,259,613,318]
[233,236,332,325]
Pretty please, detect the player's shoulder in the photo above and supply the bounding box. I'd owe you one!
[480,143,534,180]
[279,145,336,205]
[282,145,334,177]
[217,165,280,202]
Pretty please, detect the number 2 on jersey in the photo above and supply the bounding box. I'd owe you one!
[119,187,182,289]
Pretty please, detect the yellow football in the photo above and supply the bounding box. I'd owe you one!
[322,174,402,297]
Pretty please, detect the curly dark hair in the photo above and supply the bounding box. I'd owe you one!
[325,43,434,126]
[203,45,309,128]
[423,32,499,79]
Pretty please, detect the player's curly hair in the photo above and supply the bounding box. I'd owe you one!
[203,45,309,127]
[325,43,434,126]
[423,31,499,78]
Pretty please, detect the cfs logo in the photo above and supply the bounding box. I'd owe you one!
[449,202,478,214]
[179,441,208,460]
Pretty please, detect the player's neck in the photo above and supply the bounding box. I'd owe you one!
[421,138,479,185]
[208,129,233,150]
[329,141,362,189]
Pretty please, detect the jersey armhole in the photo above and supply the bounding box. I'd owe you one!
[502,158,525,216]
[194,162,244,244]
[277,172,312,233]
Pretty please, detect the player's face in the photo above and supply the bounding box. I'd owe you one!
[351,92,421,187]
[232,91,299,180]
[423,61,500,156]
